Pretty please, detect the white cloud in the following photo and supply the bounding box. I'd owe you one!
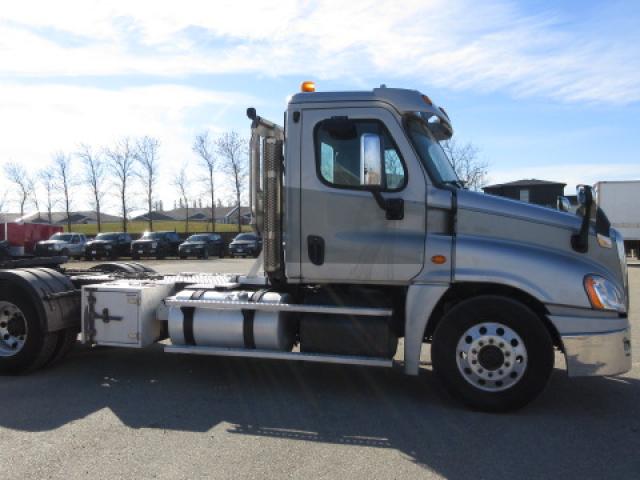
[0,0,638,103]
[0,83,255,212]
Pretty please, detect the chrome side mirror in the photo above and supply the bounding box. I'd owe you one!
[557,196,571,212]
[360,133,383,187]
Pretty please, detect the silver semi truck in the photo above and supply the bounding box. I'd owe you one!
[0,84,630,411]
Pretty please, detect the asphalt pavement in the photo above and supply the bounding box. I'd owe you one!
[1,259,639,479]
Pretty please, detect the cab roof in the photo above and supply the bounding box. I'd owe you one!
[289,86,452,139]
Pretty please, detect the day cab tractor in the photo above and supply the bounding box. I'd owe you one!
[0,83,630,412]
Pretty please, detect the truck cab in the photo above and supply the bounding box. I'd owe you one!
[252,84,630,409]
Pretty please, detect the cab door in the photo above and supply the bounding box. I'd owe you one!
[300,107,427,284]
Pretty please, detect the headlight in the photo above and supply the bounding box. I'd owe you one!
[584,275,626,313]
[53,244,63,250]
[151,242,158,248]
[105,244,112,249]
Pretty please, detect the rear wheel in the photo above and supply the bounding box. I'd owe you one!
[0,297,58,374]
[431,295,554,412]
[201,249,209,260]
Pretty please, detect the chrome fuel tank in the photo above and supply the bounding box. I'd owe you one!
[168,290,296,351]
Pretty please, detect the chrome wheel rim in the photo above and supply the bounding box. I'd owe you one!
[0,301,28,357]
[456,322,527,392]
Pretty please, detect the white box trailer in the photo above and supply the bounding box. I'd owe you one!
[595,180,640,257]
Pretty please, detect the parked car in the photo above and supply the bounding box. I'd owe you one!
[84,232,132,260]
[178,233,226,259]
[131,231,181,259]
[35,232,87,258]
[228,233,262,258]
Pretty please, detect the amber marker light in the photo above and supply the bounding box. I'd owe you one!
[431,255,447,265]
[301,81,316,92]
[584,276,605,310]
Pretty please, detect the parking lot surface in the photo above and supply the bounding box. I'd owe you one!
[1,260,639,479]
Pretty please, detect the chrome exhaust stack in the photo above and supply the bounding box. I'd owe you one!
[247,108,285,282]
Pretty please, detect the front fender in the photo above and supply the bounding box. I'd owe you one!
[454,234,618,308]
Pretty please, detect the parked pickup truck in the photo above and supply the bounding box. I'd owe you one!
[178,233,226,259]
[131,231,181,259]
[35,232,87,258]
[84,232,132,260]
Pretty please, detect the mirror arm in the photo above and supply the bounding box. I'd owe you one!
[370,189,387,212]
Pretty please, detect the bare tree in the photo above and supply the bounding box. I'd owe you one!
[134,136,160,232]
[4,163,31,218]
[105,138,136,233]
[52,152,73,232]
[441,139,489,191]
[77,144,105,232]
[216,131,248,233]
[173,164,190,234]
[39,168,56,224]
[193,131,217,232]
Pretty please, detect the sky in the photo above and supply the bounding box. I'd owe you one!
[0,0,639,215]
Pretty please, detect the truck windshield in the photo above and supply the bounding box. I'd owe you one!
[405,115,461,187]
[96,233,119,240]
[51,233,73,241]
[235,234,256,241]
[187,235,209,242]
[141,232,163,239]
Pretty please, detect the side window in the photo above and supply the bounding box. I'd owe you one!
[316,119,406,191]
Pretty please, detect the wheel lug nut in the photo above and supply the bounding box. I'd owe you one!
[505,352,510,357]
[0,322,6,328]
[489,339,494,344]
[505,362,510,367]
[3,334,9,340]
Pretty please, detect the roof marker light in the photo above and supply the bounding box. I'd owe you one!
[301,81,316,92]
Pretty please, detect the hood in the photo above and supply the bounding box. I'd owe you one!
[132,239,156,244]
[231,240,256,246]
[181,241,205,246]
[455,189,625,290]
[457,189,581,232]
[86,239,115,246]
[39,239,66,245]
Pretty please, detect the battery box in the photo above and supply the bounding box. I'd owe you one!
[81,281,174,348]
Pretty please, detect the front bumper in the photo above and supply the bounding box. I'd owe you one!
[85,246,114,257]
[35,245,61,256]
[557,320,632,377]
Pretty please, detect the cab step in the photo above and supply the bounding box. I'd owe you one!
[164,345,395,368]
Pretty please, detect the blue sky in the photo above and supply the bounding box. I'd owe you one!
[0,0,639,213]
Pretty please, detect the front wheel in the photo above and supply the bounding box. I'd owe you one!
[431,295,554,412]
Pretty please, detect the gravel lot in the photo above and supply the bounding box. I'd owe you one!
[1,260,639,479]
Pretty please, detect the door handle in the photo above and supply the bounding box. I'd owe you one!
[307,235,325,266]
[370,190,404,220]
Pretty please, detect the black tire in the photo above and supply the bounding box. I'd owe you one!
[46,328,78,367]
[132,254,140,260]
[61,249,69,257]
[201,250,209,260]
[179,256,187,260]
[431,295,554,412]
[0,294,59,375]
[84,255,92,261]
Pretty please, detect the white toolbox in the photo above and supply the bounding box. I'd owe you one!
[81,281,174,348]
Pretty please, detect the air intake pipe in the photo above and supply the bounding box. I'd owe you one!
[247,108,285,283]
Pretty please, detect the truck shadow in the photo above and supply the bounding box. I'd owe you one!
[1,344,639,478]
